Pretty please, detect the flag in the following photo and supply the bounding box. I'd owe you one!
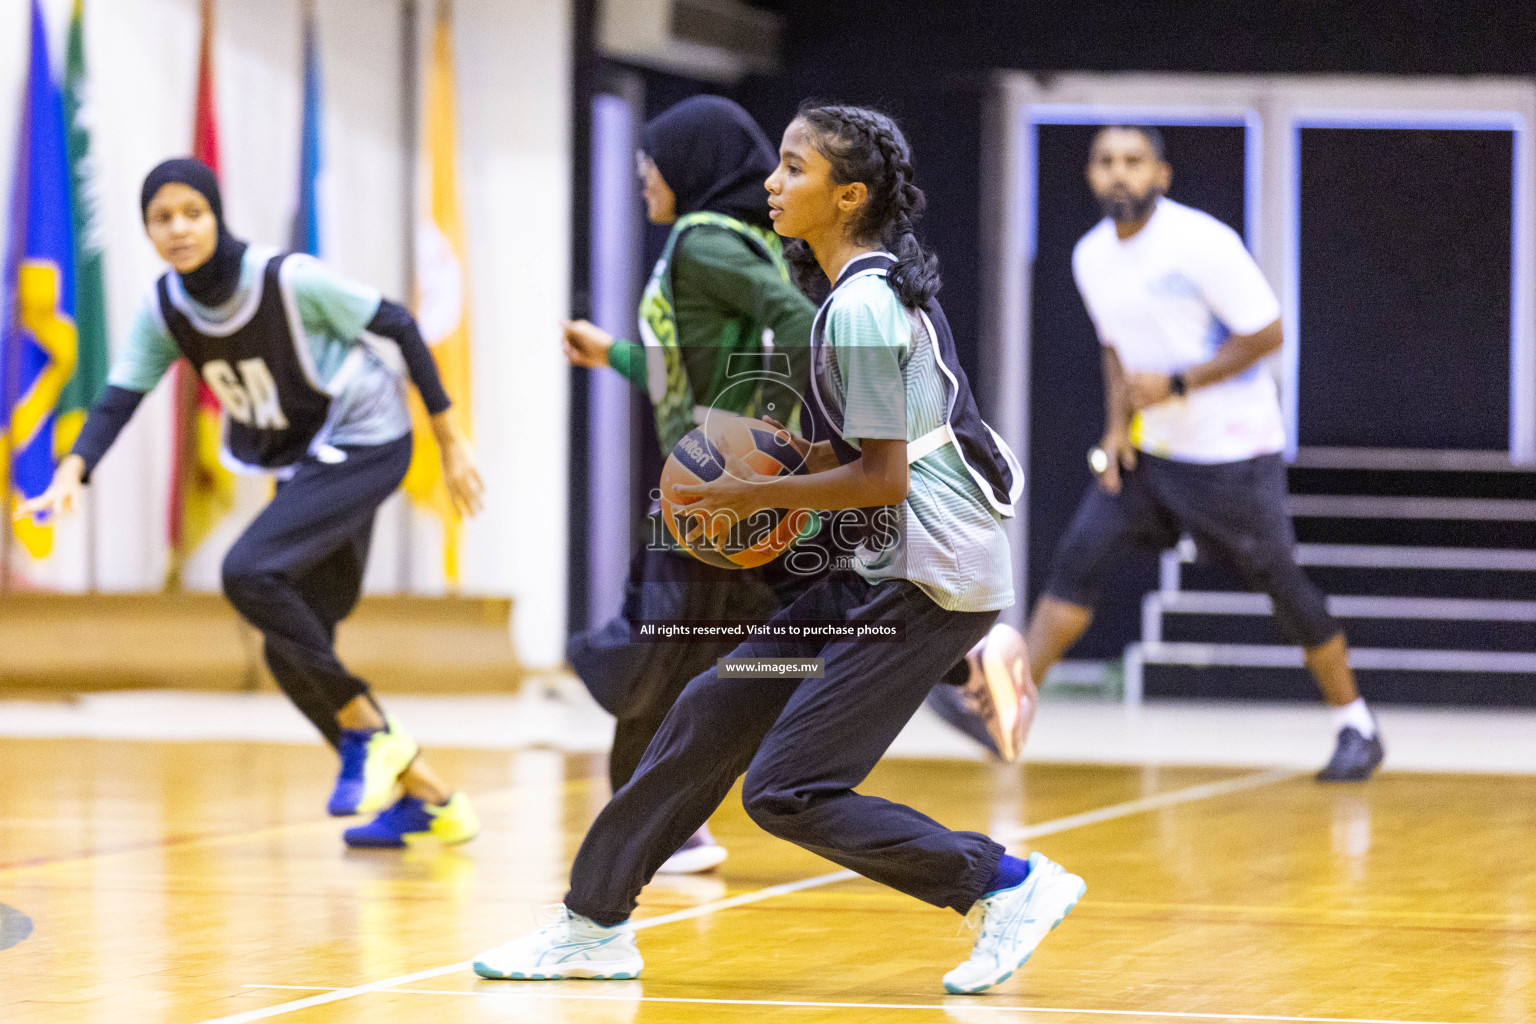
[2,0,79,560]
[291,1,322,256]
[167,0,237,582]
[404,0,473,587]
[60,0,109,457]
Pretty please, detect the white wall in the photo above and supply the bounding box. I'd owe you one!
[0,0,571,665]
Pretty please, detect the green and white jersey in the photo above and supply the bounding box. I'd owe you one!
[818,273,1014,612]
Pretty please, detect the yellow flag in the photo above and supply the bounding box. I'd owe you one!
[404,0,472,586]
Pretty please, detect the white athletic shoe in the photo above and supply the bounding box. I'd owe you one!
[657,827,728,874]
[473,904,643,980]
[943,851,1085,995]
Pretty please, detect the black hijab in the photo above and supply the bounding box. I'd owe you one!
[641,96,777,229]
[139,157,247,307]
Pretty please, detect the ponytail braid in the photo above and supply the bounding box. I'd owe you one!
[795,102,941,307]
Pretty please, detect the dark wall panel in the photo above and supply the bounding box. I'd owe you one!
[1297,127,1513,450]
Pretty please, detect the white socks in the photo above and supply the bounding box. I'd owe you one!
[1332,697,1376,739]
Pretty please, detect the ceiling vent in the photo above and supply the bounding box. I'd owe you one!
[599,0,782,84]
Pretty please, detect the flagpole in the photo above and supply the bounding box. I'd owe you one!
[398,0,420,594]
[2,267,15,598]
[1,16,21,601]
[2,322,8,596]
[1,317,16,597]
[1,428,12,599]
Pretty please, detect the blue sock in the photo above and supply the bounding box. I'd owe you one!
[983,854,1031,896]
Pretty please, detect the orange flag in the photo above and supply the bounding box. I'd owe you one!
[404,0,472,587]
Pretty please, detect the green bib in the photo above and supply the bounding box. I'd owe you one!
[637,211,793,455]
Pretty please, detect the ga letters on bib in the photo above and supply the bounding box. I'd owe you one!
[156,252,335,471]
[201,358,290,431]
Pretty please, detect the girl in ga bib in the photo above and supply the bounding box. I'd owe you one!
[19,159,482,850]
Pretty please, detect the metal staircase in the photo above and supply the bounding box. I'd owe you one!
[1123,458,1536,706]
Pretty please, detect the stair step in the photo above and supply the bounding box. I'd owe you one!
[1124,641,1536,703]
[1290,447,1522,472]
[1151,590,1536,622]
[1178,543,1536,571]
[1292,519,1536,548]
[1289,495,1536,521]
[1133,641,1536,672]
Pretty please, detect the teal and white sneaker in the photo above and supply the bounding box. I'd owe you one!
[943,851,1085,995]
[473,905,643,980]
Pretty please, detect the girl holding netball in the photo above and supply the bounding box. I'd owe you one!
[474,105,1081,994]
[564,97,1027,882]
[17,158,481,849]
[559,95,817,874]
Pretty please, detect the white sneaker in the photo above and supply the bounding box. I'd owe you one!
[943,852,1085,994]
[473,904,643,980]
[657,827,728,874]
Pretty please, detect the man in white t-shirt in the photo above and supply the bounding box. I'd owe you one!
[1026,125,1383,781]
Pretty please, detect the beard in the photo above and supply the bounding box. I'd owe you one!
[1098,185,1162,224]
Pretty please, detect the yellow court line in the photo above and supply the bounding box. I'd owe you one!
[0,776,596,881]
[198,766,1300,1024]
[240,984,1488,1024]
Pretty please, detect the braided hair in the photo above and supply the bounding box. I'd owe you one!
[787,102,941,308]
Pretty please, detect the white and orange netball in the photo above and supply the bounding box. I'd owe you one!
[659,416,814,569]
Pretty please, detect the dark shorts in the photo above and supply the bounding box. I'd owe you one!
[1043,452,1338,648]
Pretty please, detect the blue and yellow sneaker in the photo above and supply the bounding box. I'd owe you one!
[473,905,642,980]
[327,717,419,816]
[344,792,479,848]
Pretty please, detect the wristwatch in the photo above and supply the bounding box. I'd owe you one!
[1169,372,1188,398]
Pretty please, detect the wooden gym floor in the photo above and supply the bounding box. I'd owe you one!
[1,737,1532,1024]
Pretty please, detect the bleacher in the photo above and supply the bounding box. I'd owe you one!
[1124,448,1536,706]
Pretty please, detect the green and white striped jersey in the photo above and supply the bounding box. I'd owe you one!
[818,274,1014,612]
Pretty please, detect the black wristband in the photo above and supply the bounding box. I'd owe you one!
[1169,372,1187,397]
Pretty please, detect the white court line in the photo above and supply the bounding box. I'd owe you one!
[996,766,1298,844]
[240,984,1493,1024]
[198,767,1298,1024]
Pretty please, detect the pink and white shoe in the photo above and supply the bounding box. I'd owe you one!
[928,624,1038,763]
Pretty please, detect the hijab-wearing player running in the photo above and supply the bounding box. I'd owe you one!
[472,105,1082,995]
[17,159,483,849]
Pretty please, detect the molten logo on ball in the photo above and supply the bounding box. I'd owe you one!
[659,416,814,570]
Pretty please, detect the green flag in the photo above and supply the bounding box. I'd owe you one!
[58,0,107,453]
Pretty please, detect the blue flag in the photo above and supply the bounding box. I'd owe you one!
[3,0,79,558]
[291,8,323,256]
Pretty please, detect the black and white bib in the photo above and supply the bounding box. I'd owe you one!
[806,252,1023,517]
[155,251,334,472]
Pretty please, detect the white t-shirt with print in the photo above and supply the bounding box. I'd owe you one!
[1072,198,1285,464]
